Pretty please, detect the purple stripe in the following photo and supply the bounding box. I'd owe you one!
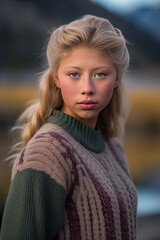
[19,146,26,164]
[116,171,137,238]
[107,142,130,239]
[49,132,81,240]
[108,176,130,239]
[65,199,81,240]
[116,196,129,240]
[85,166,116,240]
[87,195,94,239]
[33,131,131,239]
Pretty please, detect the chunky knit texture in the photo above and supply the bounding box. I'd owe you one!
[46,110,105,153]
[0,110,137,240]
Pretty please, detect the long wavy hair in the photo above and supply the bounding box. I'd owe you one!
[9,15,130,161]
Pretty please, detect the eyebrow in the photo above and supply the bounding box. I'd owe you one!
[65,66,112,70]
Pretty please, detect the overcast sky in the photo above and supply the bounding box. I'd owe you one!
[90,0,160,13]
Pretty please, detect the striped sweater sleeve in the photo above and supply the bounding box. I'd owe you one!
[0,130,71,240]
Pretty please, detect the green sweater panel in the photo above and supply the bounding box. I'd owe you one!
[1,110,105,239]
[0,168,66,240]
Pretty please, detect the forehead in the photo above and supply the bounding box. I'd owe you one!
[59,45,114,68]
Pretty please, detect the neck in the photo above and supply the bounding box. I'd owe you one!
[46,109,105,153]
[61,106,97,129]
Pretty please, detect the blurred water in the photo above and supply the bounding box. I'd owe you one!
[0,70,38,85]
[137,187,160,216]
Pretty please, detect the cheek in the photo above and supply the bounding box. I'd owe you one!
[98,81,115,101]
[60,82,77,100]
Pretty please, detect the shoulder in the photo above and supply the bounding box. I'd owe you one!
[107,138,125,154]
[106,138,131,177]
[12,123,74,191]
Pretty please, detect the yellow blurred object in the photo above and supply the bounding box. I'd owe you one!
[125,89,160,182]
[129,89,160,122]
[0,86,38,110]
[0,85,160,183]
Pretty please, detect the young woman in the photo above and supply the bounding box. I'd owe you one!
[0,15,137,240]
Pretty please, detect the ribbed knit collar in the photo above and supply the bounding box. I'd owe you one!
[46,109,105,153]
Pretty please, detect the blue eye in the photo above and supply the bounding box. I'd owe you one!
[69,72,80,78]
[95,73,106,78]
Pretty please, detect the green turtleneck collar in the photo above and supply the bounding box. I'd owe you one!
[46,109,105,153]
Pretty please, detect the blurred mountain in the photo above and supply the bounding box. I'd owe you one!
[125,5,160,42]
[0,0,160,71]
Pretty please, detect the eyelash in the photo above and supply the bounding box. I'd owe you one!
[94,73,107,78]
[69,72,107,78]
[69,73,80,78]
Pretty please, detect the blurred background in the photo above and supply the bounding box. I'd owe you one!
[0,0,160,239]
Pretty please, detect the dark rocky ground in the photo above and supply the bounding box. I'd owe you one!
[137,214,160,240]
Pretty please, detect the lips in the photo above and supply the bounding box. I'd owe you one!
[79,100,97,104]
[78,100,97,109]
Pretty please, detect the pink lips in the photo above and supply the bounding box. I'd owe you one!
[78,100,97,109]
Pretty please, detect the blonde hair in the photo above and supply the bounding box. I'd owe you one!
[9,15,130,160]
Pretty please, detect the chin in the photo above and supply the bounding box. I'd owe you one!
[79,111,98,119]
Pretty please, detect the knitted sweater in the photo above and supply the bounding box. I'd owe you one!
[0,110,137,240]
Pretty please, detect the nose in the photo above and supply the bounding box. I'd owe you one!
[81,75,95,95]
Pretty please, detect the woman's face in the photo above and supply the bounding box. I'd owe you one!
[54,46,119,129]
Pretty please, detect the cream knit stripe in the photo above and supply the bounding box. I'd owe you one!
[54,136,82,240]
[12,142,66,190]
[42,132,73,189]
[76,170,105,240]
[9,122,137,240]
[12,132,75,193]
[74,147,121,239]
[72,153,106,240]
[25,145,65,180]
[87,194,94,239]
[104,149,130,237]
[104,146,134,239]
[116,173,136,240]
[56,160,83,239]
[99,144,134,239]
[92,157,122,240]
[83,165,117,239]
[79,163,106,240]
[76,149,117,240]
[100,146,136,240]
[101,166,122,240]
[83,176,105,240]
[106,145,137,239]
[108,147,137,206]
[112,160,137,240]
[51,125,136,240]
[76,169,89,239]
[90,167,121,240]
[76,194,86,239]
[107,140,131,178]
[81,190,91,240]
[85,148,127,239]
[78,158,107,240]
[81,175,94,240]
[107,143,137,215]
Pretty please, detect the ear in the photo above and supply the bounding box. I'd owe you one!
[114,76,120,88]
[52,72,61,88]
